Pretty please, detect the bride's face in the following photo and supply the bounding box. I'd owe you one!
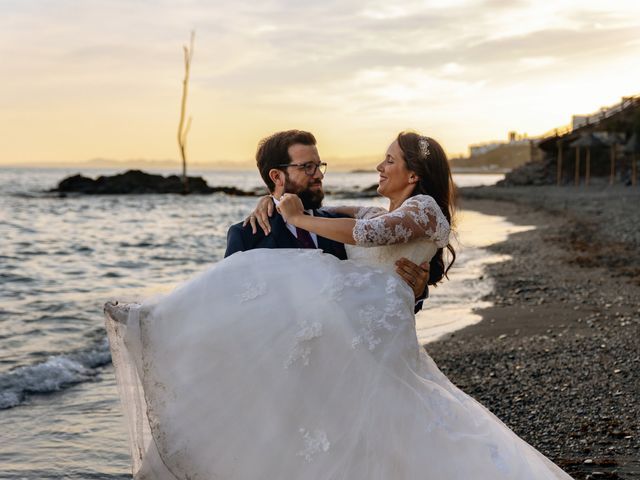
[376,141,416,200]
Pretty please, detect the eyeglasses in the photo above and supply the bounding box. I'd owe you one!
[278,162,327,176]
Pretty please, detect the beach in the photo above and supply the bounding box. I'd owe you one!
[427,186,640,479]
[1,168,639,478]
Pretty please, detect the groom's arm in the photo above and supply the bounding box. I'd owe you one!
[396,258,429,313]
[224,223,246,258]
[225,222,267,258]
[413,255,446,311]
[415,288,428,313]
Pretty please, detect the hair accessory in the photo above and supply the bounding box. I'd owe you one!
[418,137,430,158]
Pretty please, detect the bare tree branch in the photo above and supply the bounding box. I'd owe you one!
[177,31,195,194]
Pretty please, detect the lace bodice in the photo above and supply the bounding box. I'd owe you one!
[343,195,450,273]
[345,239,438,274]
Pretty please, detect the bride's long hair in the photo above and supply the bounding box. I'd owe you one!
[397,131,457,284]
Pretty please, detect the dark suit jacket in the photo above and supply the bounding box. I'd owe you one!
[224,208,427,312]
[224,209,347,260]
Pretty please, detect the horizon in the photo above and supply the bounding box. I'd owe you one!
[2,1,639,167]
[0,155,389,171]
[0,159,509,176]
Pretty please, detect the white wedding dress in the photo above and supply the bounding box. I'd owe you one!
[105,195,573,480]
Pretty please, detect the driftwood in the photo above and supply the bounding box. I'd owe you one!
[177,32,195,193]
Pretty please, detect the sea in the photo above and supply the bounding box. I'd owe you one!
[0,167,529,479]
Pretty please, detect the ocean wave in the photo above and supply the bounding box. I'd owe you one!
[0,338,112,410]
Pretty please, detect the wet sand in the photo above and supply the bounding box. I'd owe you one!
[426,186,640,480]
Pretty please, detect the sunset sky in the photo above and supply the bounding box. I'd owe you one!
[1,0,639,168]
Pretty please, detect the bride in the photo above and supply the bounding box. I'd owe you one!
[105,132,573,479]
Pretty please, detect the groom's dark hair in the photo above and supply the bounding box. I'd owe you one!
[257,130,317,192]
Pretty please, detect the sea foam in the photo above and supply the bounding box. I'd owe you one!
[0,338,112,410]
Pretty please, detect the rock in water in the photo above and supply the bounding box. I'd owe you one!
[57,174,98,193]
[52,170,258,196]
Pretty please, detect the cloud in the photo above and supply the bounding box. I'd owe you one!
[462,26,639,64]
[1,0,639,161]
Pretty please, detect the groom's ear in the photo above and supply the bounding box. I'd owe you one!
[269,168,286,189]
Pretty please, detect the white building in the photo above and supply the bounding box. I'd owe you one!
[469,132,530,157]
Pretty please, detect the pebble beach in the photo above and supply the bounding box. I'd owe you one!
[427,185,640,480]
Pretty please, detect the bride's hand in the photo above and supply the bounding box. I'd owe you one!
[276,193,304,224]
[243,195,274,235]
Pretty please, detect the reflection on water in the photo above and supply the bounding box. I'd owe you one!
[0,167,517,478]
[417,210,535,344]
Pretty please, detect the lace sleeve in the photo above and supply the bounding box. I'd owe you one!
[352,195,450,247]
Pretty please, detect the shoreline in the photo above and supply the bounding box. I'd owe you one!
[426,187,640,479]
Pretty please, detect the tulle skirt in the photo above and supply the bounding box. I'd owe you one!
[105,248,573,479]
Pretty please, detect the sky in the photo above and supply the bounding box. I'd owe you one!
[1,0,639,168]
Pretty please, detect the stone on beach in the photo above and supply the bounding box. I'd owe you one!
[427,186,640,479]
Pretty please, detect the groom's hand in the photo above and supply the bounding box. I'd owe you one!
[395,258,429,300]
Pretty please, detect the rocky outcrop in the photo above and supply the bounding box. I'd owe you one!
[497,159,554,186]
[52,170,259,196]
[327,183,380,199]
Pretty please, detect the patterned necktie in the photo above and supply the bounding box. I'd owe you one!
[295,227,316,249]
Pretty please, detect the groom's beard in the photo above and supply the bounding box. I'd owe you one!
[297,187,324,210]
[284,179,324,210]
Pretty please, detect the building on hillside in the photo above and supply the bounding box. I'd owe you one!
[469,132,531,157]
[450,132,537,171]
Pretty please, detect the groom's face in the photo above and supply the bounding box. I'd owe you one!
[283,144,325,210]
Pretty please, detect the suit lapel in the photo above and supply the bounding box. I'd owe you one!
[316,234,347,259]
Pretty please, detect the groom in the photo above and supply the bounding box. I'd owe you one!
[224,130,431,310]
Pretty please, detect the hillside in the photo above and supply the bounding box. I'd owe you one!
[450,143,533,171]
